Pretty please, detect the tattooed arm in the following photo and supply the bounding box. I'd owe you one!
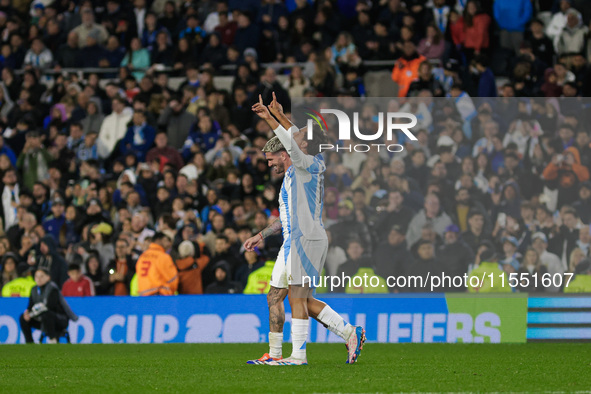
[243,218,283,251]
[260,218,283,239]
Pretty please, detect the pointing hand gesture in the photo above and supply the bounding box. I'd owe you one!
[252,94,272,120]
[268,91,283,116]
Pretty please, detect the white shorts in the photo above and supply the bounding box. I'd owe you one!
[269,237,328,288]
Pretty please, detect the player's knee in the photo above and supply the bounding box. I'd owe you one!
[266,291,275,307]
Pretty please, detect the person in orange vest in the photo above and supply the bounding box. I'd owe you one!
[391,41,426,97]
[174,240,210,294]
[136,232,179,296]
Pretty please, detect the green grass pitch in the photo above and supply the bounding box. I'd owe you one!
[1,343,590,393]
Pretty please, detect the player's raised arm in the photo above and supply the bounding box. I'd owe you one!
[252,95,280,130]
[269,92,294,131]
[266,93,315,168]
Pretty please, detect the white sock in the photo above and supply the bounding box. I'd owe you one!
[317,306,355,340]
[290,318,309,360]
[268,332,283,359]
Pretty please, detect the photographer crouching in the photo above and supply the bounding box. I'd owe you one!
[19,267,78,344]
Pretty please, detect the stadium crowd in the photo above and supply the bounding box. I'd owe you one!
[1,0,591,297]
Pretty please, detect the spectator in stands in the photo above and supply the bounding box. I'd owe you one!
[543,146,590,206]
[391,40,426,97]
[121,37,151,81]
[16,131,53,192]
[329,198,372,254]
[1,167,20,231]
[469,242,511,292]
[417,24,445,62]
[407,61,444,97]
[200,33,227,69]
[472,55,497,97]
[54,31,81,69]
[101,36,126,69]
[549,207,580,271]
[531,231,564,292]
[23,37,53,69]
[89,223,115,271]
[120,110,155,162]
[493,0,532,54]
[1,263,35,298]
[157,0,180,35]
[405,193,453,249]
[242,255,273,295]
[175,240,209,294]
[157,97,196,150]
[460,1,491,63]
[564,258,591,292]
[1,251,18,287]
[540,68,562,97]
[207,234,240,281]
[440,224,475,285]
[172,37,196,72]
[546,0,573,42]
[374,190,414,242]
[151,30,174,67]
[526,19,554,68]
[234,247,264,289]
[554,62,576,86]
[576,223,591,256]
[102,237,135,296]
[205,260,242,294]
[19,267,78,343]
[517,248,548,292]
[405,239,439,292]
[310,54,336,96]
[61,263,95,297]
[97,96,133,160]
[336,239,373,282]
[555,9,587,56]
[572,182,591,223]
[183,114,221,159]
[460,209,490,255]
[80,99,104,136]
[331,32,356,65]
[72,8,109,48]
[233,11,259,53]
[499,235,521,272]
[568,247,586,273]
[42,197,65,242]
[136,232,178,296]
[37,235,68,287]
[283,65,310,98]
[373,224,411,282]
[146,130,184,172]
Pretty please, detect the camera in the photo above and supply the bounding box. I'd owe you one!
[29,302,48,319]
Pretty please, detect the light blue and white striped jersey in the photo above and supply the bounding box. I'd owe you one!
[274,126,327,243]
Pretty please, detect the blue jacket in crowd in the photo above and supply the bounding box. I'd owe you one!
[478,68,498,97]
[120,123,156,162]
[493,0,532,32]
